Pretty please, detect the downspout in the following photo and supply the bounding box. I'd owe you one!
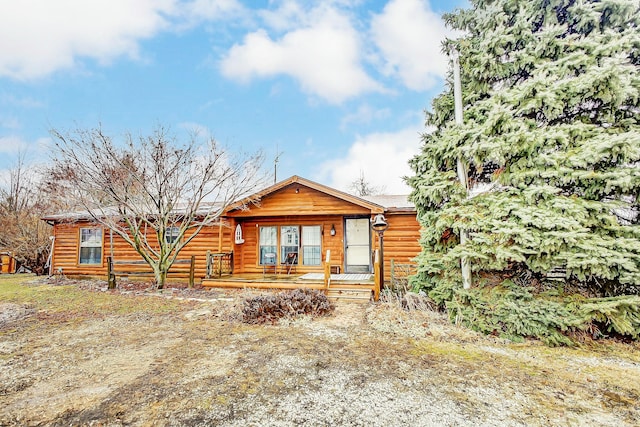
[45,219,56,276]
[47,236,55,276]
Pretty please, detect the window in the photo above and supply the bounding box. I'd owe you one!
[258,224,322,266]
[280,226,299,264]
[302,226,321,265]
[165,226,180,244]
[79,228,102,264]
[259,226,277,264]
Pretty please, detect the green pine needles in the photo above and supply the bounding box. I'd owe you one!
[408,0,640,344]
[447,280,640,346]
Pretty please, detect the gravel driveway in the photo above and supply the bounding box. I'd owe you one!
[1,275,639,426]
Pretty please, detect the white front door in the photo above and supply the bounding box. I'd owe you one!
[345,218,371,273]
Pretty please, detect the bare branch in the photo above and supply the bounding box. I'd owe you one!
[49,125,267,288]
[349,170,385,197]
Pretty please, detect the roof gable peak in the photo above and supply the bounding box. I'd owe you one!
[225,175,385,213]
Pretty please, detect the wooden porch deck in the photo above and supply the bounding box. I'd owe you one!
[201,272,375,301]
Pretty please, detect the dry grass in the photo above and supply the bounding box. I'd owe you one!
[1,274,639,426]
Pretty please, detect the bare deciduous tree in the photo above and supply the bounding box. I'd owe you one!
[0,153,52,274]
[50,125,266,288]
[349,170,384,197]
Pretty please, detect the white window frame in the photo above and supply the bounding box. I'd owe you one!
[258,224,322,267]
[165,226,180,244]
[78,227,103,265]
[280,226,299,264]
[301,225,321,266]
[259,226,277,265]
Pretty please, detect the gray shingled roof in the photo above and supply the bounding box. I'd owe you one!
[42,202,225,223]
[361,195,414,211]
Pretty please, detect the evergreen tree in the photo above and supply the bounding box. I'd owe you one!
[408,0,640,297]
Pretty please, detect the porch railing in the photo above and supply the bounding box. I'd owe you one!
[389,259,417,294]
[206,251,234,278]
[107,256,196,289]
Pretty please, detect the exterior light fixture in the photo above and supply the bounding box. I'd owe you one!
[330,224,336,236]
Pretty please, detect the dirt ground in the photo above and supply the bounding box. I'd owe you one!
[1,274,639,427]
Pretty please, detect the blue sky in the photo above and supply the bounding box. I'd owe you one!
[0,0,466,195]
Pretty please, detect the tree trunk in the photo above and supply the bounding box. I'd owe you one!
[155,266,168,290]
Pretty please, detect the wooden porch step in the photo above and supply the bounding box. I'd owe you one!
[329,281,374,288]
[201,275,375,303]
[201,278,325,290]
[327,287,373,302]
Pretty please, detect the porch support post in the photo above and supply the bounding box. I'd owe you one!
[324,249,331,291]
[217,219,224,276]
[390,258,395,292]
[107,256,116,289]
[378,233,385,290]
[217,218,223,252]
[371,214,389,293]
[206,250,211,279]
[188,255,195,288]
[373,249,381,301]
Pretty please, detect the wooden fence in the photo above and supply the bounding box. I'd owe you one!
[389,259,417,294]
[205,251,234,278]
[107,256,196,289]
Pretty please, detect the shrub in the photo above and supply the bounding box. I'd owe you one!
[242,289,335,324]
[442,279,640,346]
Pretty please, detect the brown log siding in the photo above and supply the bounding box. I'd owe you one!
[47,179,422,284]
[228,184,371,217]
[50,212,421,283]
[230,215,345,275]
[371,212,421,281]
[50,221,229,280]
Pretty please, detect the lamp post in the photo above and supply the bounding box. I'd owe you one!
[371,213,389,288]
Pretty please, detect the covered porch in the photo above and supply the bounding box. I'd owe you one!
[202,250,382,302]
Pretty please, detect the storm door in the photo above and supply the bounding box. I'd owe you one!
[344,218,371,273]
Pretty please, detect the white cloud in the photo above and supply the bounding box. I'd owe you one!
[178,122,213,140]
[0,137,51,191]
[0,0,243,80]
[183,0,244,20]
[0,1,171,79]
[258,0,306,32]
[179,121,207,133]
[0,136,52,185]
[1,94,45,109]
[315,126,422,194]
[0,135,31,155]
[219,5,383,104]
[0,116,21,130]
[340,104,391,130]
[174,0,246,29]
[371,0,451,91]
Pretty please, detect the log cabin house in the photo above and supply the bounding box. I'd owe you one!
[42,176,421,300]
